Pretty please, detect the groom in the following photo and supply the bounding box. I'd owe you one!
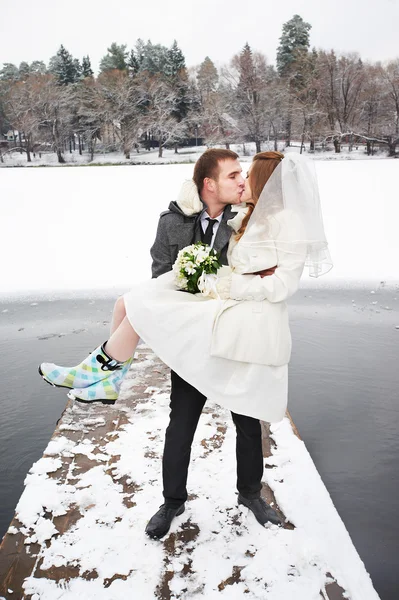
[146,148,281,539]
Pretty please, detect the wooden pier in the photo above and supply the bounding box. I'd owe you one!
[0,349,364,599]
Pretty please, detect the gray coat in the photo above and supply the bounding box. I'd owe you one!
[150,201,236,278]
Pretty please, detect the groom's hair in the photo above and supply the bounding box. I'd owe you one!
[193,148,239,193]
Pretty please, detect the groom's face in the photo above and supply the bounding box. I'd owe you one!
[213,159,245,205]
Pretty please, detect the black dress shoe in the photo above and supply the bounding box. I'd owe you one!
[145,503,185,539]
[238,494,282,527]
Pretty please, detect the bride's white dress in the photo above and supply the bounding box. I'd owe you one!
[123,208,307,423]
[124,267,287,423]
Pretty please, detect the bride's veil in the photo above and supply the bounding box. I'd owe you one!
[239,153,333,278]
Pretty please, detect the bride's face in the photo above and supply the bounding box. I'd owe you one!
[241,168,252,203]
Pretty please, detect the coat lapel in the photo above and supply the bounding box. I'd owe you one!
[213,205,235,253]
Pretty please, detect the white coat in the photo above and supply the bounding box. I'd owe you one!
[210,209,307,366]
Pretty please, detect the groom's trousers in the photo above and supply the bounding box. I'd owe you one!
[163,371,264,507]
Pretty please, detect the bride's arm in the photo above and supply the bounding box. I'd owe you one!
[228,212,307,303]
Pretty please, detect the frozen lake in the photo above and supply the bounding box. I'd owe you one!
[1,159,399,296]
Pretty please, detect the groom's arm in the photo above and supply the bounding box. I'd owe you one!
[150,215,174,278]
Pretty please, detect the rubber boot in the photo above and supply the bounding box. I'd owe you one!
[39,343,124,390]
[68,356,134,404]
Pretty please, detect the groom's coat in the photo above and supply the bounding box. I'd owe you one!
[150,200,235,278]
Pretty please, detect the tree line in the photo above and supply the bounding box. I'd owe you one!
[0,14,398,163]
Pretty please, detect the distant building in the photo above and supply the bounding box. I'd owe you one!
[5,130,18,141]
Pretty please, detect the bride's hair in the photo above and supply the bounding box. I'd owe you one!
[236,151,284,241]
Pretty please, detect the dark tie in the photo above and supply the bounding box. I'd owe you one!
[202,218,218,247]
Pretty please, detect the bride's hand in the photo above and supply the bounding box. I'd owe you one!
[215,275,232,300]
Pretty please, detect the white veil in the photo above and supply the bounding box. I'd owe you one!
[239,152,333,278]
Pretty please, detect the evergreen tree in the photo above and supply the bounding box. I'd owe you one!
[0,63,20,81]
[127,50,139,76]
[237,43,255,94]
[73,58,82,79]
[140,41,169,74]
[276,14,311,77]
[99,43,128,72]
[30,61,47,74]
[135,39,146,69]
[197,56,218,96]
[18,62,30,79]
[49,45,80,85]
[166,40,186,77]
[81,56,93,78]
[167,41,190,124]
[233,43,270,152]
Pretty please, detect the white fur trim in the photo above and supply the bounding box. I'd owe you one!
[176,180,203,216]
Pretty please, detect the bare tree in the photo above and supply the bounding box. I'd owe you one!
[137,72,185,157]
[97,69,141,159]
[32,74,72,163]
[73,77,104,161]
[3,76,40,162]
[356,63,386,155]
[381,60,399,155]
[3,74,72,163]
[317,51,365,152]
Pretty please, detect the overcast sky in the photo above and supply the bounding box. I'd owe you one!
[1,0,398,72]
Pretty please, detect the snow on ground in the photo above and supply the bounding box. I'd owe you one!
[8,352,379,600]
[0,158,398,297]
[0,142,389,168]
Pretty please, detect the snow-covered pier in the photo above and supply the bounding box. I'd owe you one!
[0,348,379,599]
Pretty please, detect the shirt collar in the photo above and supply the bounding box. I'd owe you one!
[201,210,223,223]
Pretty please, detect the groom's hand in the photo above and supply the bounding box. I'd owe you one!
[254,266,277,278]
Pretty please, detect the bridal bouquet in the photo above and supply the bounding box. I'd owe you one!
[173,242,221,294]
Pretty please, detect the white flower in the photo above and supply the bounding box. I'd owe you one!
[195,249,209,264]
[184,261,196,275]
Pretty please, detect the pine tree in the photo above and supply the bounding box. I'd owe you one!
[127,50,139,76]
[73,58,82,80]
[276,14,311,78]
[166,40,186,77]
[135,39,146,69]
[166,41,189,125]
[140,41,169,74]
[81,56,94,78]
[197,56,218,96]
[0,63,20,81]
[99,43,128,73]
[18,62,30,79]
[233,43,270,152]
[49,45,80,85]
[237,43,255,94]
[30,61,47,75]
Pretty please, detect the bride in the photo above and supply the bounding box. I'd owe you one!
[39,151,332,423]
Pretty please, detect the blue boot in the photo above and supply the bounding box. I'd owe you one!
[39,343,125,390]
[68,356,134,403]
